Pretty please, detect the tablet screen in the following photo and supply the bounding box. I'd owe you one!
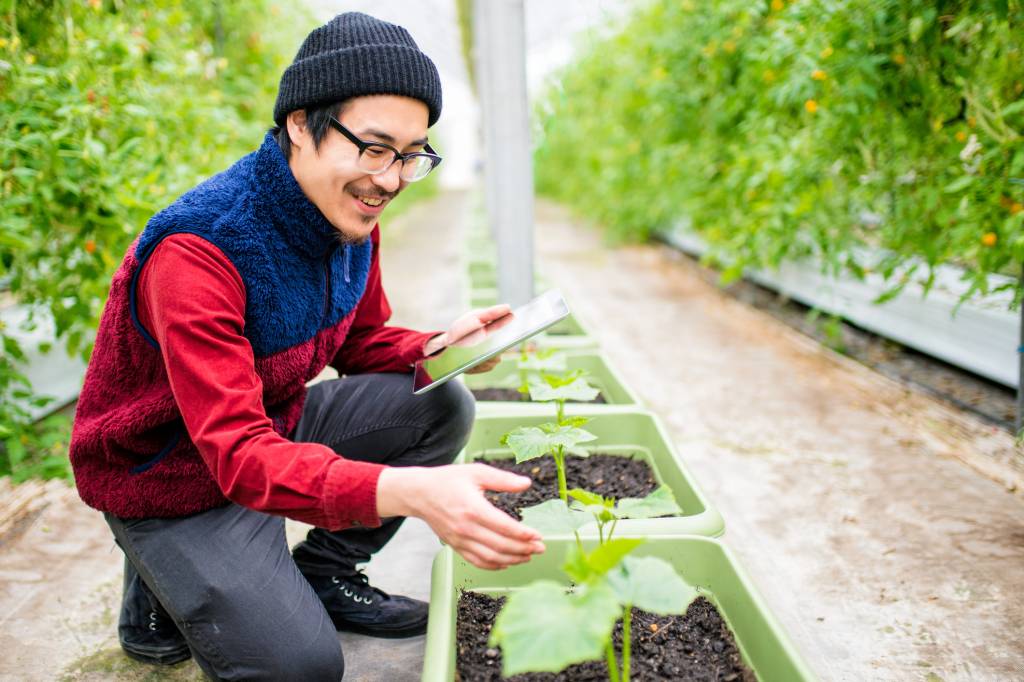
[412,289,570,394]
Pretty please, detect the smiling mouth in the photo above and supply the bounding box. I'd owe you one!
[357,195,385,207]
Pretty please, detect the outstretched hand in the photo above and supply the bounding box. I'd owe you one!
[376,463,545,570]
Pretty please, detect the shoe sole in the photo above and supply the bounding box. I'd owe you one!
[329,613,428,639]
[121,642,192,666]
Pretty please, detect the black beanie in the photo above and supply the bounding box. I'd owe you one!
[273,12,442,127]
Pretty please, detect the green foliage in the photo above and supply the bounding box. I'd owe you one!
[519,486,682,539]
[488,523,696,679]
[534,0,1024,309]
[454,0,476,92]
[490,579,621,676]
[0,0,311,477]
[0,412,72,481]
[500,423,596,463]
[528,371,600,403]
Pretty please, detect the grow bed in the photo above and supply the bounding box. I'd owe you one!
[423,537,812,682]
[457,407,723,537]
[464,352,641,407]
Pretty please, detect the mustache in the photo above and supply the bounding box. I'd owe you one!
[347,186,396,201]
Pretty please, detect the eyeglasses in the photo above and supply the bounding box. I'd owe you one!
[328,116,442,182]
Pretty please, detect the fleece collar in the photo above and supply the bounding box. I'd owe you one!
[252,132,342,260]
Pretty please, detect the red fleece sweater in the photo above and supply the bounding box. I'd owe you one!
[133,230,438,529]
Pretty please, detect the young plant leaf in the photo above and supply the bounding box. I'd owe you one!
[520,499,592,535]
[562,538,644,583]
[567,488,607,507]
[605,555,698,614]
[516,351,569,373]
[528,375,600,403]
[614,486,683,520]
[560,415,592,428]
[500,424,597,463]
[489,581,620,676]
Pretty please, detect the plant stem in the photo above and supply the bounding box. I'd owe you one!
[607,518,618,543]
[554,447,568,502]
[605,642,621,682]
[556,398,564,425]
[622,605,632,682]
[597,520,605,545]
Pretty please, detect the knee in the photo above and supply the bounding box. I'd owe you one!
[424,380,476,456]
[257,632,344,682]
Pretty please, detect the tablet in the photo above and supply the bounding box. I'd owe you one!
[412,289,570,395]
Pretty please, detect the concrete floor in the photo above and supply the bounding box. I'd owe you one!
[2,191,1023,681]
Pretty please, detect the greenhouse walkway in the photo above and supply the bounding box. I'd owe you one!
[1,190,1022,681]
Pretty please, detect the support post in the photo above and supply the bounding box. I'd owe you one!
[1017,264,1023,438]
[472,0,535,307]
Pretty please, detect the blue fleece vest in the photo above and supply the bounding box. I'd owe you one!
[131,133,373,358]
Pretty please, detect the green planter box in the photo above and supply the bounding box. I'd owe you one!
[423,536,813,682]
[463,351,642,407]
[457,406,723,537]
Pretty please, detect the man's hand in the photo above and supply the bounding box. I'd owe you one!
[423,304,513,375]
[376,463,545,570]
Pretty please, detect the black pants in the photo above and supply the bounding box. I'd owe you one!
[105,373,475,681]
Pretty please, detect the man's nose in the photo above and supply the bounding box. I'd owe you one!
[370,161,402,193]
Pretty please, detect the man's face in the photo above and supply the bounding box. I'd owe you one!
[286,94,430,244]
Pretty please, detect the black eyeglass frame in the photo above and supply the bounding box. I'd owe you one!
[328,115,442,181]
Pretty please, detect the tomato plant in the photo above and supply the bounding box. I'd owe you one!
[0,0,310,478]
[535,0,1024,308]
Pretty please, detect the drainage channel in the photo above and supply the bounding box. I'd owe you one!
[654,239,1018,433]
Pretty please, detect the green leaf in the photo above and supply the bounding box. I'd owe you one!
[563,538,644,582]
[560,415,591,428]
[520,499,592,535]
[500,424,597,463]
[516,351,568,373]
[943,175,975,194]
[489,581,620,676]
[528,375,600,403]
[614,486,682,520]
[567,488,607,507]
[605,555,698,614]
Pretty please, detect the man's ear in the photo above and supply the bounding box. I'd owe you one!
[286,110,308,151]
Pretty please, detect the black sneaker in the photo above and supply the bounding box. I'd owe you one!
[119,608,191,666]
[305,569,429,638]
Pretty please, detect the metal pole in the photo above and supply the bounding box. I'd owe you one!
[473,0,535,307]
[1018,264,1023,438]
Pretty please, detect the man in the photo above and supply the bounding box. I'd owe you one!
[68,12,544,681]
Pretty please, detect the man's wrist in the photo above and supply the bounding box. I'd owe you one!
[422,333,447,358]
[377,467,422,518]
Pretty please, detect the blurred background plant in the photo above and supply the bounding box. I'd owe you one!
[0,0,312,480]
[534,0,1023,305]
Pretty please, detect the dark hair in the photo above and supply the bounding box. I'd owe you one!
[271,100,352,160]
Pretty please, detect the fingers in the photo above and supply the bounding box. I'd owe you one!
[472,500,544,548]
[476,304,512,323]
[457,538,536,570]
[470,524,545,559]
[471,463,533,494]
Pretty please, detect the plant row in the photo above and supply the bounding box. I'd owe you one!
[420,220,813,681]
[533,0,1023,310]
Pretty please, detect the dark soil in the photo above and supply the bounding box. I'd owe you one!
[470,388,608,404]
[456,590,757,681]
[657,242,1017,431]
[480,454,659,520]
